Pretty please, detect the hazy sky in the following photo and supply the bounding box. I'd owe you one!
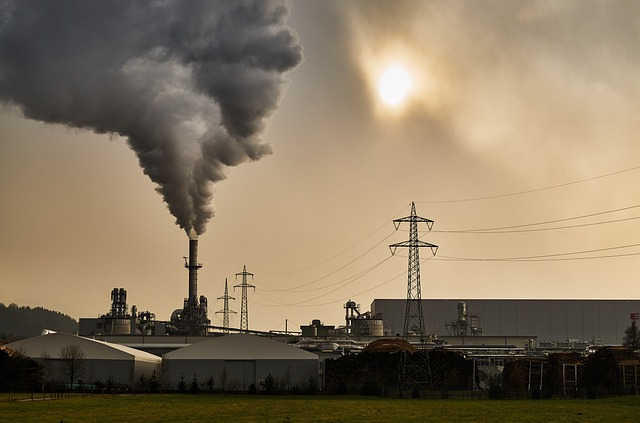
[1,1,640,333]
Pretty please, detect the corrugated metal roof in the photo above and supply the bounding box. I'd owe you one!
[6,331,161,363]
[163,334,318,360]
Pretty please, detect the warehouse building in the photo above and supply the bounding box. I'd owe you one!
[6,331,161,387]
[371,299,640,345]
[163,334,319,391]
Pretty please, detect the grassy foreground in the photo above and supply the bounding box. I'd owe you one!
[1,394,639,422]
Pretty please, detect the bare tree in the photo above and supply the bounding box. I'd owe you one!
[623,320,640,350]
[156,360,170,393]
[59,344,86,388]
[219,366,228,392]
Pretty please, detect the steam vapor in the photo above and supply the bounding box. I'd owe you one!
[0,0,302,236]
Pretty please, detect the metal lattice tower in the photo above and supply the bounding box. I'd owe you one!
[390,202,438,395]
[389,202,438,340]
[216,278,236,334]
[234,265,255,333]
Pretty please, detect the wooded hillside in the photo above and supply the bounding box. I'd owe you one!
[0,303,78,342]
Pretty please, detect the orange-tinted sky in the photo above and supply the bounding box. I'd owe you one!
[1,1,640,332]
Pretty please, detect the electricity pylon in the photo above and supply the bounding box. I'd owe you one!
[389,201,438,340]
[216,278,236,334]
[234,265,255,333]
[389,202,438,395]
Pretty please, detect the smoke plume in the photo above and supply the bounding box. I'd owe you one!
[0,0,302,236]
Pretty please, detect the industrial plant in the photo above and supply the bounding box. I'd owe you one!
[75,203,638,346]
[9,203,640,394]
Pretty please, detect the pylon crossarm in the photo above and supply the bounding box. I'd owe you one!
[393,216,434,227]
[217,295,235,301]
[413,240,437,251]
[390,240,438,254]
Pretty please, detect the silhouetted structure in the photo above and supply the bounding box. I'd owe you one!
[234,265,255,332]
[216,279,236,334]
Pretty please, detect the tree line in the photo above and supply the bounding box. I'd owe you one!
[0,303,78,341]
[323,345,640,399]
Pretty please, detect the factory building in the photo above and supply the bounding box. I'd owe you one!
[301,319,335,338]
[162,334,319,391]
[80,238,210,337]
[5,331,161,387]
[344,300,383,337]
[372,299,640,345]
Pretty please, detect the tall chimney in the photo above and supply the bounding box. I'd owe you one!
[186,239,202,301]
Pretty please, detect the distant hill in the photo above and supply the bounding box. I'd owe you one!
[0,303,78,342]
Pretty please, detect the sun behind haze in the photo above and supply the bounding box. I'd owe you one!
[378,64,413,106]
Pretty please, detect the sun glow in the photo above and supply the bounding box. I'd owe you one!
[378,65,413,106]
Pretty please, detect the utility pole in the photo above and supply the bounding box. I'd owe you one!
[216,278,236,334]
[389,201,438,394]
[234,265,255,333]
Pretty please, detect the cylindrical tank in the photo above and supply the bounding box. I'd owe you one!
[353,318,383,337]
[104,317,132,335]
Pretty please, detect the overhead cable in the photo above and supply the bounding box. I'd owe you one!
[437,242,640,262]
[417,164,640,204]
[434,204,640,233]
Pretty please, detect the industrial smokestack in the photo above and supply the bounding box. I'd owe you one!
[186,238,202,302]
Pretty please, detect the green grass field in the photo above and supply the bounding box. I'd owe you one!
[1,394,639,422]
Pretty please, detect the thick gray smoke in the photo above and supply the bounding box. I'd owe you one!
[0,0,302,236]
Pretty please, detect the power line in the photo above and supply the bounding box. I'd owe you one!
[437,242,640,262]
[253,205,410,275]
[491,251,640,262]
[253,257,432,308]
[257,224,434,294]
[259,230,397,292]
[437,215,640,234]
[433,204,640,233]
[417,164,640,204]
[261,252,393,294]
[255,256,396,307]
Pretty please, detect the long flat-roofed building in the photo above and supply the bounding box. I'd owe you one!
[371,299,640,345]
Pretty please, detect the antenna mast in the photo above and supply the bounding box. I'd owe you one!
[234,265,255,333]
[216,278,236,334]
